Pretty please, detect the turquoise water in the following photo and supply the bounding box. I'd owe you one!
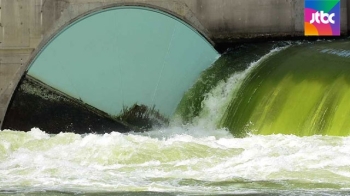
[2,40,350,195]
[27,6,218,118]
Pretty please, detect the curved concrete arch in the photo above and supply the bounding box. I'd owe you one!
[40,2,214,50]
[2,5,218,130]
[30,3,215,70]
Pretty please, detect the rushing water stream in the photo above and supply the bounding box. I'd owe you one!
[1,40,350,195]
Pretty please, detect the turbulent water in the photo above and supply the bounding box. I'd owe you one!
[2,128,350,195]
[1,39,350,195]
[220,40,350,136]
[177,39,350,137]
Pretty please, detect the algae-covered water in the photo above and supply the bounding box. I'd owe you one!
[1,40,350,195]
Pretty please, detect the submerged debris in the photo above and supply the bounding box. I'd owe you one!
[117,104,169,132]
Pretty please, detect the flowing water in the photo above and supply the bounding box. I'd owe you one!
[1,39,350,195]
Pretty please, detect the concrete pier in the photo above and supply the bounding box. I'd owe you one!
[0,0,349,129]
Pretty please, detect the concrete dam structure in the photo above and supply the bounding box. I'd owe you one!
[0,0,350,131]
[2,1,350,194]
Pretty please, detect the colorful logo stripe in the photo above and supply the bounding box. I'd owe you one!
[304,0,340,36]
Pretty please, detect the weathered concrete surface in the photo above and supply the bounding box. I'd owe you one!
[30,0,350,45]
[0,0,349,129]
[0,49,33,128]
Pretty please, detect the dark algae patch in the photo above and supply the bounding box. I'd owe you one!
[3,76,168,134]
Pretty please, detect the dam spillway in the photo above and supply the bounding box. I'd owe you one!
[176,40,350,137]
[1,1,350,194]
[220,41,350,136]
[2,40,350,195]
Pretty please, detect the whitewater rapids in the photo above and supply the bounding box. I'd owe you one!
[1,127,350,195]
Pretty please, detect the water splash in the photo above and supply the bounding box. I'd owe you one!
[221,41,350,136]
[2,40,350,195]
[193,47,288,130]
[1,128,350,194]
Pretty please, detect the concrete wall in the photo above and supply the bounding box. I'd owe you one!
[37,0,350,44]
[0,0,349,129]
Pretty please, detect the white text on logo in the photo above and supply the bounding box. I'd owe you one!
[310,11,335,24]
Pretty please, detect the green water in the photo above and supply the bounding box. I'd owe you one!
[177,40,350,137]
[2,40,350,195]
[220,40,350,136]
[175,42,288,123]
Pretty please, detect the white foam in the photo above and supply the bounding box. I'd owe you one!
[2,43,349,194]
[192,46,289,129]
[321,48,350,58]
[1,128,350,194]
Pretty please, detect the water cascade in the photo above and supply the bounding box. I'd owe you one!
[178,40,350,137]
[1,38,350,195]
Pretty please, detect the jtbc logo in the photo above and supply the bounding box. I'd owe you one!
[310,11,335,24]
